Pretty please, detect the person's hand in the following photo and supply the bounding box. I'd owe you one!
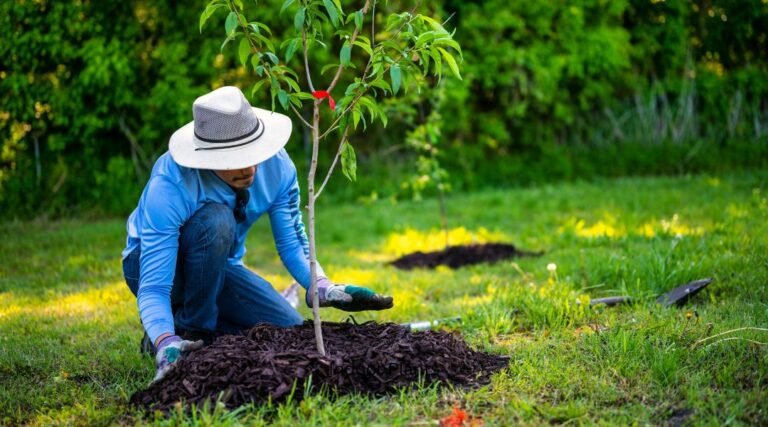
[308,277,394,311]
[152,335,204,384]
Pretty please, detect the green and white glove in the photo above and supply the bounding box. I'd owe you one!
[152,335,204,384]
[308,277,394,311]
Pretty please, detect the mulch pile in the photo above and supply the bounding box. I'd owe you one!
[390,243,542,270]
[130,321,509,412]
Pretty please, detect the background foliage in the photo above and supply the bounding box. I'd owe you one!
[1,0,767,218]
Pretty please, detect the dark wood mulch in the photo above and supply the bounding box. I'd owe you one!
[130,321,509,412]
[389,243,542,270]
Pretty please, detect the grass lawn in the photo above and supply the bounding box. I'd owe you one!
[1,172,767,426]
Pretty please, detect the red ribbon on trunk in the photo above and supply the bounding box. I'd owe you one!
[312,90,336,111]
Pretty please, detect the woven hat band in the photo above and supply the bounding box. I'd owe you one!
[194,118,266,151]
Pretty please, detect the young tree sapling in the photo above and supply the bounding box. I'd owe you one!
[202,0,462,355]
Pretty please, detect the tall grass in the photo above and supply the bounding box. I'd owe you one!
[599,79,768,146]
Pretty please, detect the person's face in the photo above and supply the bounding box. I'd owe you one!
[214,165,257,189]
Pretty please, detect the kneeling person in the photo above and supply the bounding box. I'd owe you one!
[121,86,393,382]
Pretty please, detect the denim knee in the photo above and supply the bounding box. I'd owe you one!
[180,203,236,255]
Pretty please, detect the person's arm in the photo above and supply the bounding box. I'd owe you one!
[267,159,393,311]
[267,163,324,289]
[137,176,192,344]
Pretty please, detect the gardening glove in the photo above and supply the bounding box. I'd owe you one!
[308,277,394,311]
[152,335,204,384]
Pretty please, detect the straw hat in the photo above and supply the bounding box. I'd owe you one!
[169,86,292,170]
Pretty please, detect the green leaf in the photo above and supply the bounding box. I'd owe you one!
[344,81,361,96]
[390,64,402,95]
[280,0,296,14]
[332,0,344,17]
[353,40,372,57]
[225,11,239,36]
[292,92,316,100]
[220,33,236,52]
[338,114,348,136]
[278,89,289,110]
[340,42,351,66]
[283,76,301,93]
[369,78,391,93]
[266,52,280,65]
[341,142,357,181]
[238,38,250,66]
[252,33,275,52]
[433,37,463,58]
[249,22,273,36]
[294,7,305,31]
[420,49,431,74]
[358,96,378,123]
[254,63,265,76]
[321,63,340,75]
[354,10,363,31]
[352,109,361,129]
[415,31,436,48]
[437,47,461,80]
[251,79,268,97]
[285,39,299,63]
[323,0,340,27]
[199,3,226,33]
[429,49,442,75]
[288,94,303,107]
[420,15,448,34]
[275,65,300,80]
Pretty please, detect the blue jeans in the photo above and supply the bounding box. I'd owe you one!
[122,203,303,339]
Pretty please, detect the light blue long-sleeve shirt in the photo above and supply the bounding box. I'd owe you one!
[122,149,323,343]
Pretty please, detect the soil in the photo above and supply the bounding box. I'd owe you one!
[131,321,509,412]
[389,243,542,270]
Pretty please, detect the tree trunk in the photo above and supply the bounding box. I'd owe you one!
[307,100,326,356]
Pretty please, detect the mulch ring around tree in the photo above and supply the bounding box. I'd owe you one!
[389,243,543,270]
[130,321,509,412]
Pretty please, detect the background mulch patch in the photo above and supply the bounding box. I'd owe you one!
[131,321,509,412]
[390,243,542,270]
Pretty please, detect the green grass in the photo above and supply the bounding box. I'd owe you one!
[1,172,767,426]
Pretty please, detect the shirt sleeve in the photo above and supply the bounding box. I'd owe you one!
[267,161,325,289]
[137,176,192,344]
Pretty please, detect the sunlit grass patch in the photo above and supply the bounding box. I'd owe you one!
[559,212,627,238]
[382,226,507,256]
[325,267,377,286]
[0,282,132,321]
[559,212,707,239]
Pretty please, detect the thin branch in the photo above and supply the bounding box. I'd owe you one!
[692,327,768,348]
[307,99,325,356]
[702,337,768,348]
[290,104,314,129]
[323,124,340,135]
[315,126,350,199]
[302,28,316,93]
[119,116,152,173]
[441,11,456,27]
[371,0,376,44]
[327,0,372,94]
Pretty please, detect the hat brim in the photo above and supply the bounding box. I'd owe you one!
[169,107,292,170]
